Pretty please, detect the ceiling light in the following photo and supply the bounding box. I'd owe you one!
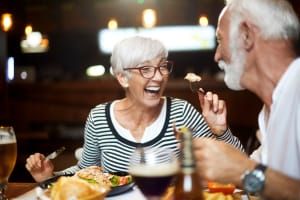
[108,18,118,30]
[1,13,13,32]
[199,15,209,26]
[142,9,157,28]
[86,65,105,77]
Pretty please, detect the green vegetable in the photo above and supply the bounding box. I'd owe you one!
[79,177,98,184]
[109,175,133,187]
[127,176,132,183]
[110,175,119,187]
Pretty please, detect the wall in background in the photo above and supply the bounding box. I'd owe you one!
[3,0,224,81]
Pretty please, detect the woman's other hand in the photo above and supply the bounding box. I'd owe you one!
[198,91,227,135]
[25,153,54,182]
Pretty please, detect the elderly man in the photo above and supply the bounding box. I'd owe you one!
[194,0,300,199]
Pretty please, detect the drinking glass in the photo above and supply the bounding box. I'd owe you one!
[0,126,17,200]
[128,146,179,200]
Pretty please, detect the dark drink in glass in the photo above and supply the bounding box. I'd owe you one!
[130,163,178,197]
[129,147,179,200]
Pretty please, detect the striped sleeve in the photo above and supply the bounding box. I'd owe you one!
[171,98,245,151]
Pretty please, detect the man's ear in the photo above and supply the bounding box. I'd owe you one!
[116,72,129,88]
[240,21,255,51]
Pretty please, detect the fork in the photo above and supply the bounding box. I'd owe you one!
[189,81,205,94]
[45,146,66,160]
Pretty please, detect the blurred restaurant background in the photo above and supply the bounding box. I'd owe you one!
[1,0,300,182]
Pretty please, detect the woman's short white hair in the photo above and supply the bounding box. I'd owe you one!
[110,36,168,77]
[226,0,300,41]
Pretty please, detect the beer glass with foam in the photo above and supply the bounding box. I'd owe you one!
[128,147,179,200]
[0,126,17,200]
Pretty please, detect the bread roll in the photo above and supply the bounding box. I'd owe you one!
[51,176,110,200]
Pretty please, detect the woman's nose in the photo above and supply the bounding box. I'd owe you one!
[152,68,164,80]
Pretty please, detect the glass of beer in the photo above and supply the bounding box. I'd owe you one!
[128,146,179,200]
[0,126,17,200]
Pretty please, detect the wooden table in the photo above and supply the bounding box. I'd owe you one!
[5,182,255,200]
[6,182,37,199]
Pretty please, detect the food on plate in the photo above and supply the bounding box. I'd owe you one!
[75,166,132,187]
[161,187,239,200]
[50,176,110,200]
[203,191,234,200]
[37,166,133,200]
[184,73,205,93]
[207,181,236,195]
[75,166,111,185]
[109,173,132,187]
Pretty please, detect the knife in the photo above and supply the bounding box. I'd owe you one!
[45,146,66,160]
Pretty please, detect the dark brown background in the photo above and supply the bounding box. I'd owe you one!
[0,0,299,182]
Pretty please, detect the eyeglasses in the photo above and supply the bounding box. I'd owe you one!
[124,61,174,79]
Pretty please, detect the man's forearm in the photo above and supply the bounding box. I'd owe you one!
[261,168,300,200]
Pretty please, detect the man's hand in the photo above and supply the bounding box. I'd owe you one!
[193,138,256,186]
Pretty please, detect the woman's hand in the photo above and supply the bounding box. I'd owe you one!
[198,91,227,135]
[25,153,54,182]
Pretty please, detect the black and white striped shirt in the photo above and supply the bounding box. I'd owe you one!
[59,97,244,175]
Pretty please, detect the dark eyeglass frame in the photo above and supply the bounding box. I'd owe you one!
[123,60,174,79]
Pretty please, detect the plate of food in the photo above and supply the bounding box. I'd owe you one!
[207,181,236,195]
[37,166,135,199]
[105,171,135,196]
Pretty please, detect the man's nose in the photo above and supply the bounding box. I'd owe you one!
[214,46,221,63]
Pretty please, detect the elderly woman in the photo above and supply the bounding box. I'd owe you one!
[26,36,243,182]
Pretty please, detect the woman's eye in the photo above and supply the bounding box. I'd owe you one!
[141,66,152,72]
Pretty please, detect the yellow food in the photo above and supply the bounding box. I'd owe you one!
[184,73,202,82]
[161,186,243,200]
[203,191,234,200]
[75,166,111,185]
[51,176,110,200]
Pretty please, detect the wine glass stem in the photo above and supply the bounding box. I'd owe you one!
[0,183,8,200]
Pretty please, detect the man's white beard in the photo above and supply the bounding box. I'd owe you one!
[218,48,246,91]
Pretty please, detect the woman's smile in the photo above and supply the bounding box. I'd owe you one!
[144,86,161,94]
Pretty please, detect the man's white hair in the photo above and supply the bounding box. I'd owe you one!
[226,0,300,41]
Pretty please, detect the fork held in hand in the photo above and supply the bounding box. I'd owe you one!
[45,146,66,160]
[189,81,205,94]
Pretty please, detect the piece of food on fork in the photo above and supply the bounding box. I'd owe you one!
[184,73,205,94]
